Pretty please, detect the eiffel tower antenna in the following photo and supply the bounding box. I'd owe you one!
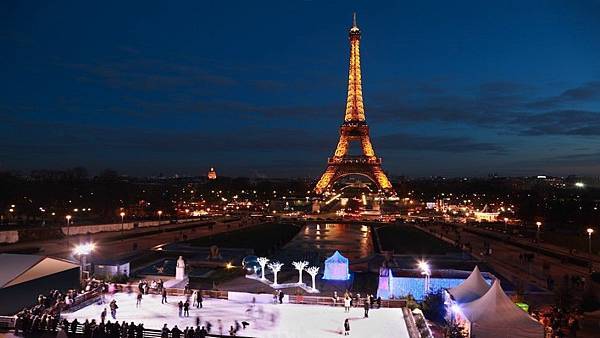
[353,12,357,28]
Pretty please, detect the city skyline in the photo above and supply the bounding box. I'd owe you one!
[2,1,600,177]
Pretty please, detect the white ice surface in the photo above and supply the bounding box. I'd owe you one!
[61,292,409,338]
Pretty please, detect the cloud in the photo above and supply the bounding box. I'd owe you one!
[509,110,600,136]
[375,133,505,154]
[527,81,600,109]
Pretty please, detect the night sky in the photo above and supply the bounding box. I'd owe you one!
[2,1,600,178]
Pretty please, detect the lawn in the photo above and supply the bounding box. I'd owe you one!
[185,222,301,256]
[376,225,461,255]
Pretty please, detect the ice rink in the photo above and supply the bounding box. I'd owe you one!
[61,292,410,338]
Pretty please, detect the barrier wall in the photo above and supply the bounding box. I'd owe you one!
[61,218,200,236]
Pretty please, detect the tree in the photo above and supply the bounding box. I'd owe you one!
[420,290,446,323]
[292,261,309,284]
[306,266,320,291]
[257,257,269,280]
[267,261,284,285]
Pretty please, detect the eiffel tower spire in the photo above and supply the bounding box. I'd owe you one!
[345,12,364,122]
[314,14,394,195]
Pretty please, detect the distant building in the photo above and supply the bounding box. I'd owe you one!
[207,167,217,180]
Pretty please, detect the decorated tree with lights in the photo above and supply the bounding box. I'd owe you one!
[257,257,269,280]
[306,266,320,290]
[268,261,284,285]
[292,261,309,284]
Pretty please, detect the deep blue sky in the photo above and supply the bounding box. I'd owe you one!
[2,1,600,178]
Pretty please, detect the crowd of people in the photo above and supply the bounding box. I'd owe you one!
[532,306,583,338]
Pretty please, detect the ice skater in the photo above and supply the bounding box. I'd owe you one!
[178,301,183,317]
[363,299,369,318]
[161,288,168,304]
[100,308,107,323]
[136,292,142,308]
[344,296,351,313]
[344,318,350,335]
[184,300,190,317]
[109,299,118,319]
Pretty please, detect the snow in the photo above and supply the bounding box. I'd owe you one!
[61,292,409,338]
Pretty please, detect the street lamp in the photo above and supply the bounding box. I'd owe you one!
[73,242,95,280]
[503,217,509,232]
[587,228,595,254]
[417,260,431,296]
[157,210,163,225]
[535,221,542,242]
[120,212,126,240]
[66,215,72,244]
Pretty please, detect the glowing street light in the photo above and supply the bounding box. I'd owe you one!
[587,228,595,254]
[157,210,163,224]
[73,242,95,280]
[535,221,542,242]
[120,212,126,240]
[66,215,73,243]
[418,260,431,295]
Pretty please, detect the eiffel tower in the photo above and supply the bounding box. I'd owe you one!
[314,13,394,195]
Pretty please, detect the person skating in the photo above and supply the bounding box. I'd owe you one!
[109,300,118,319]
[344,319,350,335]
[178,301,184,317]
[100,308,107,323]
[363,299,369,318]
[136,292,142,308]
[278,290,284,304]
[184,300,190,317]
[161,288,168,304]
[344,296,351,313]
[198,292,203,308]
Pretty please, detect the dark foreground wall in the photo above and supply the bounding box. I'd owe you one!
[0,267,80,315]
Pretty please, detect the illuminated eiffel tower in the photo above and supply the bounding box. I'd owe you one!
[314,13,394,195]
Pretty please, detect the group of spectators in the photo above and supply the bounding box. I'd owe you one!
[532,307,582,338]
[135,279,164,295]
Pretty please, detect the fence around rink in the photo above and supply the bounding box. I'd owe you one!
[1,286,407,336]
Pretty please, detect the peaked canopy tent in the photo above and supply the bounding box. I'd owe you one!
[456,280,544,338]
[323,251,350,280]
[447,266,491,304]
[0,254,80,315]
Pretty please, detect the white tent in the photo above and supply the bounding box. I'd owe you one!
[447,266,491,304]
[0,254,80,315]
[323,251,349,280]
[458,280,544,338]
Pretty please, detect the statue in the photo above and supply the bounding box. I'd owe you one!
[176,256,186,280]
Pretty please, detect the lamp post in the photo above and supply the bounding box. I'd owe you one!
[74,242,95,280]
[503,217,509,232]
[535,221,542,242]
[66,215,72,244]
[120,212,126,240]
[418,260,431,296]
[157,210,163,225]
[587,228,595,254]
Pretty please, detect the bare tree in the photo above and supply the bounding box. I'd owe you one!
[292,261,309,284]
[267,261,284,285]
[257,257,270,280]
[306,266,320,291]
